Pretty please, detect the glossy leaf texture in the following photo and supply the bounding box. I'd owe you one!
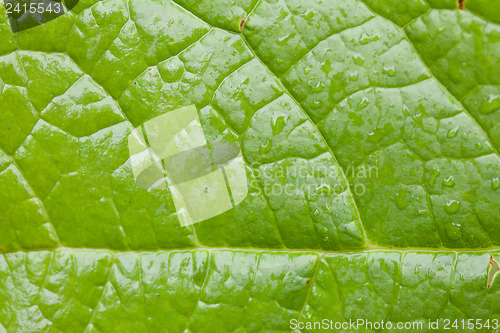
[0,0,499,331]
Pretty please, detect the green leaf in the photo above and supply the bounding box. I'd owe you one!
[0,0,499,331]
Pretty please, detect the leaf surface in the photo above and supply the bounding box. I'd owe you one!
[0,0,499,331]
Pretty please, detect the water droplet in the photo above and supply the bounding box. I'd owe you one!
[303,67,311,75]
[487,94,500,103]
[475,142,482,150]
[353,53,365,65]
[307,80,324,93]
[443,200,460,214]
[480,94,500,115]
[393,188,411,210]
[492,178,499,190]
[443,176,455,187]
[412,112,424,127]
[383,66,396,77]
[348,71,359,81]
[418,209,428,216]
[402,105,410,117]
[356,97,369,110]
[259,138,272,154]
[359,32,380,45]
[277,34,292,45]
[311,99,323,109]
[271,115,288,136]
[414,264,421,274]
[428,166,440,187]
[447,126,459,138]
[313,209,320,216]
[367,128,384,143]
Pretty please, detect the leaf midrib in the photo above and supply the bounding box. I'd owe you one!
[2,246,500,255]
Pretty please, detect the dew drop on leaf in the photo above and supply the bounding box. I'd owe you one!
[480,94,500,115]
[428,166,440,187]
[271,115,288,135]
[447,126,459,138]
[443,200,460,214]
[277,34,292,45]
[359,32,380,45]
[382,66,395,77]
[356,97,369,110]
[352,53,365,65]
[492,178,499,191]
[417,209,428,216]
[259,138,272,154]
[443,176,455,187]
